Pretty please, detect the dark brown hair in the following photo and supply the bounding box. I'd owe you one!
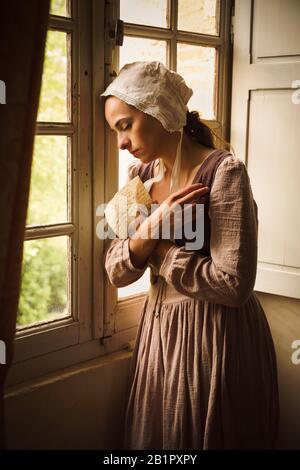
[184,110,232,152]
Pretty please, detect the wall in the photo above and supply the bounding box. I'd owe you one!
[257,292,300,450]
[4,292,300,450]
[4,351,132,450]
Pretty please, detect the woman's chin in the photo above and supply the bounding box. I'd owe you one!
[139,154,156,164]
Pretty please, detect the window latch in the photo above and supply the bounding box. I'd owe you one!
[100,335,112,346]
[109,19,124,47]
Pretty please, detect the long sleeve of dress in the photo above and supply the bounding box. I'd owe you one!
[158,155,259,308]
[104,161,147,288]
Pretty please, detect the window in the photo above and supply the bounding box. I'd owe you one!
[7,0,233,386]
[8,0,104,387]
[106,0,231,342]
[17,0,76,332]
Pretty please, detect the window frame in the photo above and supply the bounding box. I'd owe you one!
[6,0,110,388]
[103,0,234,343]
[6,0,234,388]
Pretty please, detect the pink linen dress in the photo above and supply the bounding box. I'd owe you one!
[104,149,279,450]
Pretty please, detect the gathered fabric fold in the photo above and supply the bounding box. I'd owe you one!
[151,275,167,318]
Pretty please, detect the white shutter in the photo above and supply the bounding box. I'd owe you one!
[230,0,300,299]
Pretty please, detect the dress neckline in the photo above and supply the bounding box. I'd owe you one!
[150,148,221,186]
[189,148,221,185]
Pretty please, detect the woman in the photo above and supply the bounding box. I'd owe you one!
[101,61,279,450]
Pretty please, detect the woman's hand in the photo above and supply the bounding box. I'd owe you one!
[151,183,210,241]
[129,183,209,270]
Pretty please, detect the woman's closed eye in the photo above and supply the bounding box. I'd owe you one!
[121,123,132,131]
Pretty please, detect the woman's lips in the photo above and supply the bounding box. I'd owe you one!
[132,149,141,156]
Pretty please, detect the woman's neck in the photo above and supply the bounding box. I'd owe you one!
[161,132,211,179]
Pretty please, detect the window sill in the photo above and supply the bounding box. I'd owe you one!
[4,348,133,398]
[5,325,139,389]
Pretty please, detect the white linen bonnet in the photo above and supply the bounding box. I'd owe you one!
[100,61,193,195]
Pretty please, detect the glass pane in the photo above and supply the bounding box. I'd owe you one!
[37,30,70,122]
[50,0,70,17]
[117,38,167,300]
[26,136,69,226]
[117,148,151,299]
[178,0,220,35]
[118,151,150,299]
[120,0,169,28]
[120,36,167,69]
[118,270,150,299]
[177,44,217,120]
[17,236,70,327]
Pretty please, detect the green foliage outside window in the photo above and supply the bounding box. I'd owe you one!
[17,238,68,326]
[18,10,70,327]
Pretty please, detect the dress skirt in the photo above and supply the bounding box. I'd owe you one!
[102,153,280,450]
[123,276,279,450]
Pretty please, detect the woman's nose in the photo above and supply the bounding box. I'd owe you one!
[118,135,130,150]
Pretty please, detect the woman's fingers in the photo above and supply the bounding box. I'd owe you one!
[170,183,208,201]
[154,184,209,239]
[176,186,209,206]
[161,186,208,222]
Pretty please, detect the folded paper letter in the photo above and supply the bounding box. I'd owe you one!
[104,176,153,238]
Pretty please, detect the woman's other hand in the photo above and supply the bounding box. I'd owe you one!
[129,184,209,270]
[156,183,210,241]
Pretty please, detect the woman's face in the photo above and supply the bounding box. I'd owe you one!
[104,96,172,164]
